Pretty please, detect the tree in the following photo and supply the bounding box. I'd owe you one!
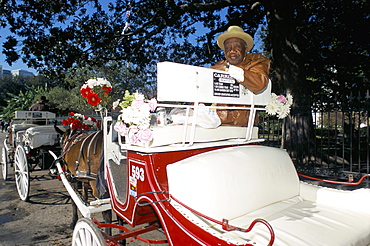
[1,0,369,158]
[0,85,48,119]
[54,62,155,114]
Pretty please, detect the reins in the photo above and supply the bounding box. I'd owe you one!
[75,130,101,174]
[60,130,102,180]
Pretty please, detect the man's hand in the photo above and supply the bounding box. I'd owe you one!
[228,65,244,82]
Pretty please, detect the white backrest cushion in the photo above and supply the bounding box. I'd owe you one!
[167,145,300,220]
[157,61,271,105]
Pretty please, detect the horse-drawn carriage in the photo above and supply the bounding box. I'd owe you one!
[1,110,63,201]
[52,62,370,246]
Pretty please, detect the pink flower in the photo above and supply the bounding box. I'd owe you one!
[149,98,157,112]
[131,99,145,110]
[114,122,128,136]
[125,126,139,144]
[276,95,287,104]
[137,128,153,142]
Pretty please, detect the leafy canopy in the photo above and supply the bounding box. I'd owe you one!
[1,0,368,98]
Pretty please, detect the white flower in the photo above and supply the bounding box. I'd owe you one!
[116,92,157,143]
[278,105,291,119]
[134,92,145,101]
[266,102,279,116]
[112,99,120,110]
[286,94,293,106]
[265,93,293,119]
[74,113,84,119]
[85,78,111,88]
[83,118,95,126]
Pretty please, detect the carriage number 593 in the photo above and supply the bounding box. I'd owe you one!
[131,165,145,182]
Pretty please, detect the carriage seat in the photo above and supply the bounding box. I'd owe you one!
[11,123,38,132]
[23,125,64,149]
[167,145,370,246]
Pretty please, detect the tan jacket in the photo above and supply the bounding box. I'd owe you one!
[211,53,270,126]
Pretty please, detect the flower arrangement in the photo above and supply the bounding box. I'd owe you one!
[265,93,293,119]
[114,91,157,144]
[80,78,112,107]
[62,112,100,130]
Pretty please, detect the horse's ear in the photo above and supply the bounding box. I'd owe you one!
[54,123,65,136]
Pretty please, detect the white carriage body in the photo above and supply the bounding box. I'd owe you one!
[23,125,61,149]
[15,111,56,120]
[11,111,59,148]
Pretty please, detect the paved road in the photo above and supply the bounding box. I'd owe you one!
[0,131,167,246]
[0,130,74,246]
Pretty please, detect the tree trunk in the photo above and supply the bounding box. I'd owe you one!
[263,0,316,161]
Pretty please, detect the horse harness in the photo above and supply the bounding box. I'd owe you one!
[61,130,102,181]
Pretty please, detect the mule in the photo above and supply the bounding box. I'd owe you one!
[54,126,112,232]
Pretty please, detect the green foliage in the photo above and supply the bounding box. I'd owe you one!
[0,84,48,119]
[61,62,154,109]
[118,90,136,109]
[47,86,92,116]
[1,1,264,78]
[1,0,367,98]
[1,1,369,125]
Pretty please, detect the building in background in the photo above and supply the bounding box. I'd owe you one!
[1,66,34,78]
[11,69,34,77]
[0,65,10,78]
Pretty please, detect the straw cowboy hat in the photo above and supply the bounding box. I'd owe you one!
[217,26,254,51]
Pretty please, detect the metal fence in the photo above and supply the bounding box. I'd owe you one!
[257,89,370,186]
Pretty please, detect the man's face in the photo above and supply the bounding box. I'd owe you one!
[224,37,248,65]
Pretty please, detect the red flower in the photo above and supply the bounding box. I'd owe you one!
[80,86,93,98]
[68,112,75,116]
[62,119,68,126]
[71,119,82,129]
[82,124,91,130]
[102,85,112,94]
[67,117,75,124]
[86,92,101,107]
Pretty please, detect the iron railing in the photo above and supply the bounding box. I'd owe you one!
[257,89,370,187]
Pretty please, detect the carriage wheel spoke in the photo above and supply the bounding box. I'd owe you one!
[14,145,30,201]
[72,218,105,246]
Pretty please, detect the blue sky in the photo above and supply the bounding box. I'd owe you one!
[0,28,38,75]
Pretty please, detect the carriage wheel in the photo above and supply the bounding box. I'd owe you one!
[72,218,106,246]
[1,147,8,181]
[14,145,30,201]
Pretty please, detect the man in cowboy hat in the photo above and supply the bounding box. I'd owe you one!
[211,26,270,126]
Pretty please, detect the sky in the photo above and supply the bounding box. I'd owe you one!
[0,28,38,75]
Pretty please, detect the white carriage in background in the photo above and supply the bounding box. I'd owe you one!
[54,62,370,246]
[1,110,64,201]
